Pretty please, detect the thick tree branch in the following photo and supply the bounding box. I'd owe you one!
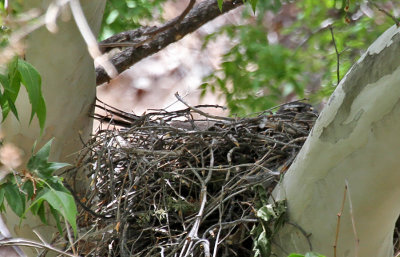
[96,0,244,85]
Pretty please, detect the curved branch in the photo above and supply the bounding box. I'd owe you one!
[95,0,244,85]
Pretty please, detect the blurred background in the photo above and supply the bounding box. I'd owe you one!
[97,0,400,121]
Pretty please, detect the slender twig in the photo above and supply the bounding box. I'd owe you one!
[334,182,347,257]
[65,223,77,256]
[144,0,196,36]
[295,25,331,51]
[0,237,78,257]
[96,0,244,85]
[98,0,197,50]
[175,93,235,121]
[345,180,359,257]
[369,1,400,26]
[329,25,340,85]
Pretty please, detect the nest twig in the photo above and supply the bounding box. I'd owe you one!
[60,98,318,257]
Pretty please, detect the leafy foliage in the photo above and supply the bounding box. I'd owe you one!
[0,139,77,236]
[100,0,167,40]
[202,0,397,115]
[0,57,46,132]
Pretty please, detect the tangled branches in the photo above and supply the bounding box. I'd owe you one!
[64,99,317,257]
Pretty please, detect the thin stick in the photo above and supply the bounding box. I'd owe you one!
[369,1,400,26]
[175,93,235,121]
[98,0,197,50]
[329,25,340,85]
[345,180,359,257]
[65,222,77,256]
[143,0,196,36]
[333,183,347,257]
[0,237,78,257]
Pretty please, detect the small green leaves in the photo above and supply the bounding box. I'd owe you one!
[0,139,77,236]
[0,57,21,121]
[26,139,76,234]
[17,59,46,132]
[27,139,70,179]
[0,57,46,132]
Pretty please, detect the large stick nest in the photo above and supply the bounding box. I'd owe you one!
[63,98,318,257]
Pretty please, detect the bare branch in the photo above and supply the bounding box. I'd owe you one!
[96,0,244,85]
[369,1,400,26]
[143,0,197,36]
[0,237,77,257]
[329,25,340,85]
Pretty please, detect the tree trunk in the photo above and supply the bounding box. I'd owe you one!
[273,25,400,257]
[0,1,105,256]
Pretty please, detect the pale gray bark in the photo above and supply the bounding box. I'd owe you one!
[273,25,400,257]
[0,1,106,256]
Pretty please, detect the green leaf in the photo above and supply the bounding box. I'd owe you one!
[3,183,25,217]
[30,198,42,215]
[0,58,21,121]
[30,188,77,236]
[217,0,223,11]
[50,205,63,235]
[4,94,19,121]
[27,139,70,178]
[288,254,305,257]
[27,139,52,170]
[17,59,46,132]
[0,73,9,89]
[256,204,277,222]
[36,201,47,225]
[6,56,19,95]
[0,188,4,206]
[249,0,258,13]
[22,181,34,200]
[252,230,270,257]
[106,9,119,24]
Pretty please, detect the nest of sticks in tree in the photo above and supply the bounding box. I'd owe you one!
[62,96,318,257]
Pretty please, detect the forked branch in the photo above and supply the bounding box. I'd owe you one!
[96,0,244,85]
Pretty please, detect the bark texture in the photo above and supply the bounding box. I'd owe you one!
[273,25,400,257]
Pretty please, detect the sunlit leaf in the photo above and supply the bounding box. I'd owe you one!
[31,188,77,236]
[217,0,223,11]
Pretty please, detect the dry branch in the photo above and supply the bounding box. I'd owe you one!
[96,0,244,85]
[59,100,318,256]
